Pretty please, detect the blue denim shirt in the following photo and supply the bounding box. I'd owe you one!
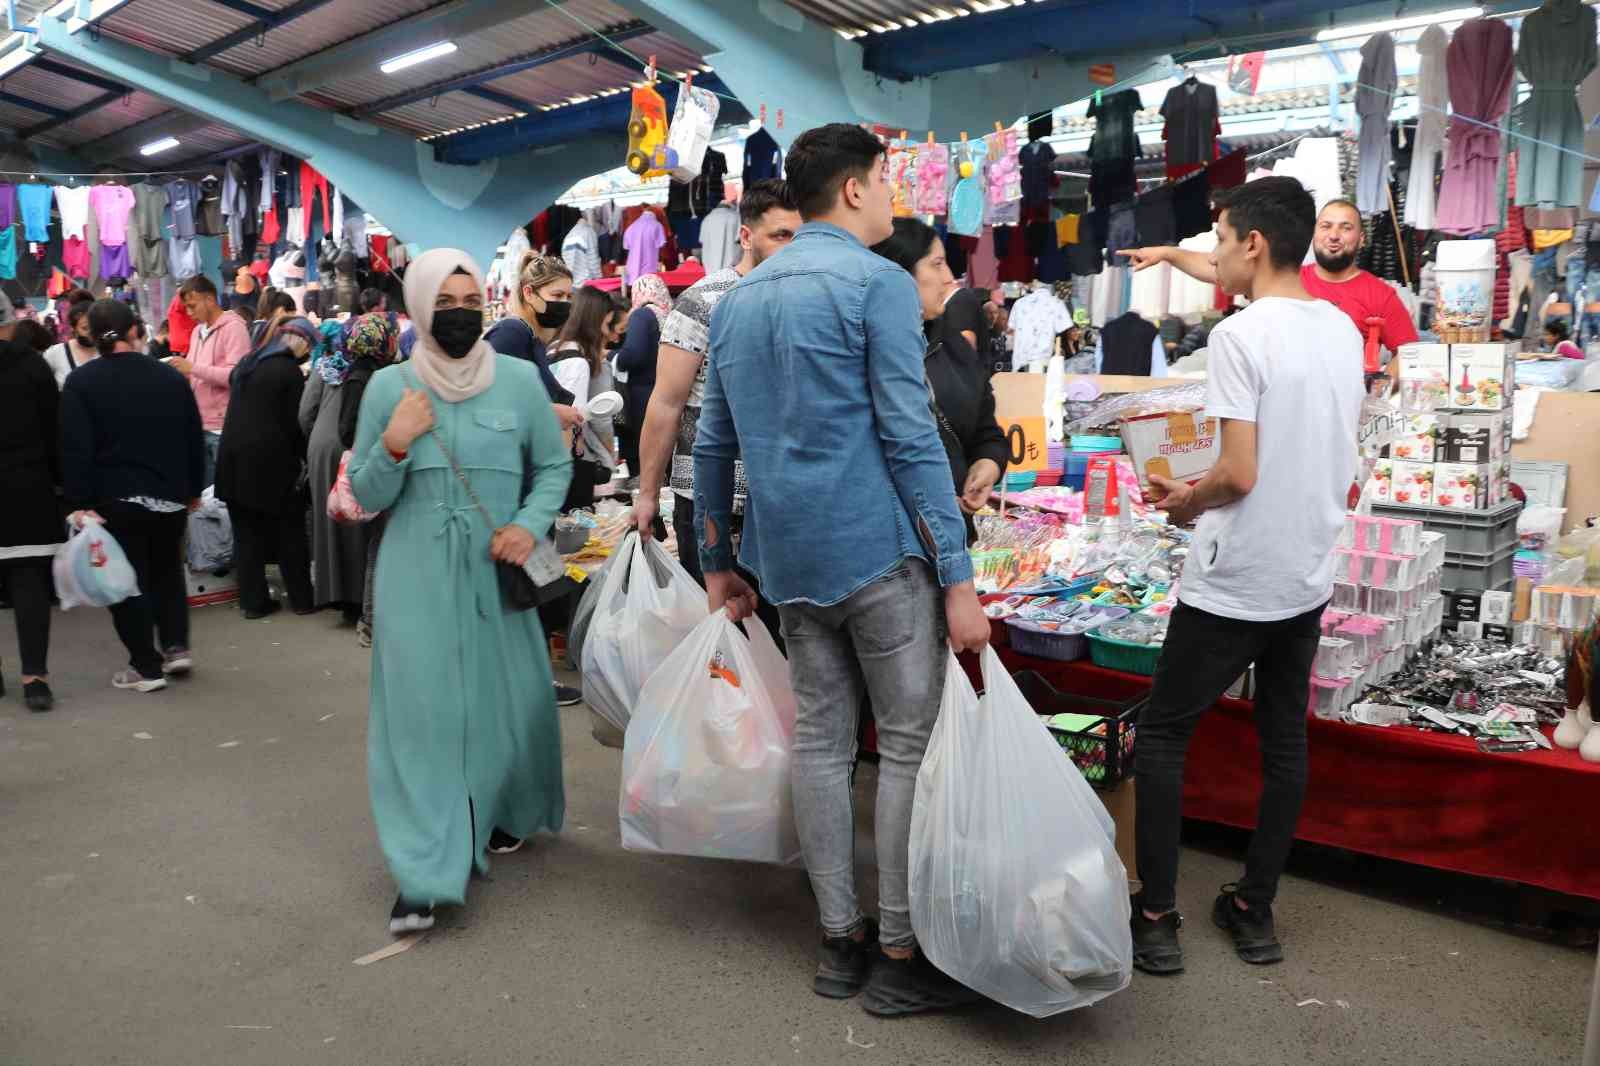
[692,221,973,606]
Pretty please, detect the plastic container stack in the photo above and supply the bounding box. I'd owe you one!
[1314,514,1446,719]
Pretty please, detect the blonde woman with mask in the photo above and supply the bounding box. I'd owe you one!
[484,251,584,432]
[349,249,573,934]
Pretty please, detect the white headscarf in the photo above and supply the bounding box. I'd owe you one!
[403,247,496,404]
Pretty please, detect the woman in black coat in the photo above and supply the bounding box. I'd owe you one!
[871,218,1007,541]
[0,307,62,710]
[214,315,316,618]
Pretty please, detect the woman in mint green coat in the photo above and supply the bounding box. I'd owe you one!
[350,248,573,934]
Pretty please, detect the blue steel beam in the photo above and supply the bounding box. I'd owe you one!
[857,0,1455,80]
[351,21,653,117]
[432,72,746,165]
[0,89,66,116]
[17,86,123,139]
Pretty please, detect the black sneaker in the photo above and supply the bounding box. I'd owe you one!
[487,828,524,854]
[1212,885,1283,965]
[389,896,434,934]
[554,683,582,707]
[243,600,282,620]
[814,918,878,999]
[1131,899,1185,975]
[860,946,983,1017]
[23,680,53,712]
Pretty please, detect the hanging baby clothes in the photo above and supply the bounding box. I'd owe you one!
[915,142,950,215]
[1435,18,1515,234]
[1513,0,1598,208]
[1404,25,1450,229]
[1355,32,1397,215]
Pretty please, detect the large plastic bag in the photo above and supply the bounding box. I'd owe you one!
[53,516,139,610]
[910,649,1132,1018]
[620,611,800,864]
[582,533,707,731]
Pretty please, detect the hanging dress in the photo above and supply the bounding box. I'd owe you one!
[1512,0,1598,208]
[1355,32,1398,215]
[1404,25,1451,229]
[1435,18,1516,234]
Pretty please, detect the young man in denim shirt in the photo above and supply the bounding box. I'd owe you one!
[692,123,991,1017]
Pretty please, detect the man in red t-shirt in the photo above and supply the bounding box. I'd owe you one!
[1122,198,1418,382]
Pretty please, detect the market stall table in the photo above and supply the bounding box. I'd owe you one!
[982,650,1600,903]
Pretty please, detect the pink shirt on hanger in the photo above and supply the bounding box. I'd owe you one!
[89,184,137,246]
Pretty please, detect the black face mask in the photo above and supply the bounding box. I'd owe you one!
[535,300,571,331]
[431,307,483,359]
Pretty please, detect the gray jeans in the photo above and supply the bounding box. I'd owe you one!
[778,558,947,949]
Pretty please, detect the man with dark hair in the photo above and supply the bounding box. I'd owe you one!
[358,287,387,314]
[1130,175,1364,976]
[171,272,251,485]
[1121,196,1417,382]
[690,124,991,1017]
[628,178,801,612]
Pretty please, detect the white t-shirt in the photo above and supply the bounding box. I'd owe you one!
[1008,289,1073,369]
[54,185,92,240]
[1177,297,1363,622]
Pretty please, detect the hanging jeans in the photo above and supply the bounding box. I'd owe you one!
[299,163,332,244]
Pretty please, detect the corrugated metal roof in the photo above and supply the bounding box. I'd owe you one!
[203,0,444,78]
[304,0,645,111]
[0,99,51,132]
[46,90,172,145]
[100,0,256,57]
[2,62,118,109]
[154,121,254,165]
[781,0,1026,38]
[483,30,701,110]
[376,92,520,137]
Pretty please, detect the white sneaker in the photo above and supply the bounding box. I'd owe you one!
[112,669,167,693]
[162,647,193,675]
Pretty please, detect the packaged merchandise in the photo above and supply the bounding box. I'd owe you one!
[1447,342,1518,411]
[1395,342,1450,410]
[1118,411,1219,490]
[1389,412,1439,462]
[1389,460,1435,506]
[1433,462,1490,510]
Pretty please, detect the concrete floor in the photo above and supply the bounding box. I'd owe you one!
[0,602,1591,1066]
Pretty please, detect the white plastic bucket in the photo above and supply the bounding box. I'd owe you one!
[1434,239,1497,338]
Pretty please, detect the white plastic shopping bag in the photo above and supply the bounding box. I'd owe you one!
[664,81,720,183]
[581,532,707,731]
[620,611,801,865]
[52,515,139,610]
[910,649,1133,1018]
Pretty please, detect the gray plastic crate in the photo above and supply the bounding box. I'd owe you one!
[1439,544,1515,593]
[1371,500,1520,556]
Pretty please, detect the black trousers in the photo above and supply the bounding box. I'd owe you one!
[670,494,783,652]
[0,557,53,676]
[99,502,189,680]
[231,503,313,615]
[1134,599,1326,913]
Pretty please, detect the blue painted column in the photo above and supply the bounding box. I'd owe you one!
[36,16,616,265]
[615,0,1171,149]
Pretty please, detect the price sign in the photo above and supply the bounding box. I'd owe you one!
[997,415,1048,473]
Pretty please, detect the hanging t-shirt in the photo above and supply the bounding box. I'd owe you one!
[1008,288,1072,369]
[17,183,52,243]
[743,127,783,185]
[623,211,666,285]
[165,179,199,239]
[1160,81,1220,170]
[1019,140,1057,211]
[1177,297,1363,622]
[53,185,92,240]
[1086,89,1144,165]
[88,184,137,246]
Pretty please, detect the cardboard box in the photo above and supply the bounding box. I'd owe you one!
[1483,623,1515,644]
[1433,462,1490,510]
[1390,412,1440,462]
[1396,343,1451,411]
[1446,410,1512,459]
[1439,420,1492,463]
[1447,342,1518,411]
[1390,460,1435,506]
[1119,411,1219,489]
[1096,777,1139,893]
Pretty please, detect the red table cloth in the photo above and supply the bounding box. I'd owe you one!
[987,651,1600,902]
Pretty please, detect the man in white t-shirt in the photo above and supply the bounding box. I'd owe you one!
[1132,176,1363,977]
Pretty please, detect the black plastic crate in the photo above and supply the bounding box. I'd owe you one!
[1011,670,1145,790]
